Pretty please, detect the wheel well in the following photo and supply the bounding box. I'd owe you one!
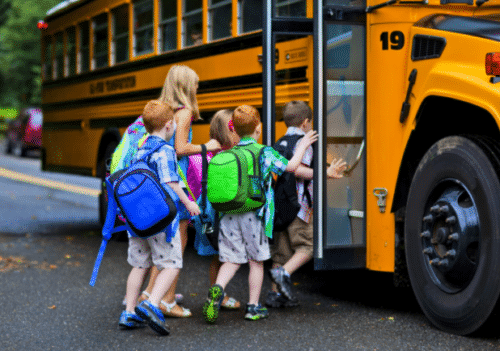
[391,97,500,282]
[392,96,500,213]
[96,128,121,177]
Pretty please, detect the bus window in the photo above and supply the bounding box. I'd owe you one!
[240,0,262,33]
[78,21,90,73]
[113,4,129,64]
[209,0,232,41]
[134,0,154,55]
[160,0,177,52]
[93,13,109,69]
[275,0,306,17]
[55,32,64,79]
[183,0,202,47]
[65,27,76,76]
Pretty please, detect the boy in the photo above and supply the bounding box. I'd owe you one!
[203,105,318,322]
[119,100,200,336]
[266,101,346,308]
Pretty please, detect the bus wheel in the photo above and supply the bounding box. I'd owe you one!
[405,135,500,335]
[98,141,118,225]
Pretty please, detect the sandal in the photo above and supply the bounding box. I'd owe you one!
[160,300,192,318]
[221,293,241,310]
[138,291,184,304]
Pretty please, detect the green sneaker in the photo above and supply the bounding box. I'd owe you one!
[203,284,224,323]
[244,303,269,321]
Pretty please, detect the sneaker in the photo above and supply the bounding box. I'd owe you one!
[203,284,224,324]
[244,303,269,320]
[118,311,145,329]
[135,301,170,336]
[269,267,294,301]
[265,291,299,308]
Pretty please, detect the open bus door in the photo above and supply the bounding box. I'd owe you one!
[313,1,366,270]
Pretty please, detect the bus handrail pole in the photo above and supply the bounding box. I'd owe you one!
[263,0,274,146]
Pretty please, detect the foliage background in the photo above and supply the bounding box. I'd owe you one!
[0,0,61,109]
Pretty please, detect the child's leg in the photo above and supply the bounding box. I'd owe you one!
[210,255,222,286]
[144,266,160,296]
[215,261,241,289]
[161,219,189,303]
[149,267,181,306]
[248,260,264,305]
[126,267,149,312]
[282,250,313,275]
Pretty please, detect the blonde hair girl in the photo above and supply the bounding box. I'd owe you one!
[141,65,221,318]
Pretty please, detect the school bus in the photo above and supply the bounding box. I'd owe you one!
[42,0,500,335]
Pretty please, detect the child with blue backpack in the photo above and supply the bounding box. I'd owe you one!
[202,105,318,323]
[120,100,200,336]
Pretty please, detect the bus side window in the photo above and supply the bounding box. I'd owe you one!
[183,0,202,47]
[239,0,262,33]
[43,36,53,81]
[65,27,76,76]
[78,21,90,73]
[134,0,154,56]
[55,32,64,79]
[93,13,109,69]
[209,0,232,41]
[160,0,177,52]
[275,0,306,17]
[113,4,129,64]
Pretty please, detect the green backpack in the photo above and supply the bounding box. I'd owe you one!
[207,143,266,213]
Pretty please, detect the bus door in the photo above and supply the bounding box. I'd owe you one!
[313,1,366,270]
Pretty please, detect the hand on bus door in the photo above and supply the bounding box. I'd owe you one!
[327,158,347,179]
[205,138,222,152]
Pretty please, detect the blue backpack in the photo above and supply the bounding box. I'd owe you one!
[90,141,179,286]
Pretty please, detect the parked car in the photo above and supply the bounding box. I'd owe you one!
[5,107,43,156]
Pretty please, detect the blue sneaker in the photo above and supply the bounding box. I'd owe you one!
[203,284,224,324]
[135,301,170,336]
[118,311,145,329]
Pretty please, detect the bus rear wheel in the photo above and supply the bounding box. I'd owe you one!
[405,135,500,335]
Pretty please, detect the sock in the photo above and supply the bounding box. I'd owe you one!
[283,268,291,277]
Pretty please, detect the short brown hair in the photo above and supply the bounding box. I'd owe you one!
[142,100,174,134]
[209,109,234,148]
[282,100,312,127]
[232,105,260,137]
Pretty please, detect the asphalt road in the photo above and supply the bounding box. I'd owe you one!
[2,145,500,350]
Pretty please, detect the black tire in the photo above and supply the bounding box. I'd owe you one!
[405,135,500,335]
[20,146,27,157]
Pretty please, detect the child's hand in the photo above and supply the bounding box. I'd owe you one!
[327,158,347,179]
[186,201,201,216]
[298,130,319,149]
[205,139,222,152]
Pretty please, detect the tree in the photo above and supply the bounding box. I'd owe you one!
[0,0,60,108]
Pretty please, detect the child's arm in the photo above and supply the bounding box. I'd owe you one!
[285,130,318,173]
[175,109,221,156]
[294,165,313,180]
[167,181,201,216]
[327,158,347,179]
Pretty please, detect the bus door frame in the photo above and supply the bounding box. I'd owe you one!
[262,1,313,146]
[313,2,367,270]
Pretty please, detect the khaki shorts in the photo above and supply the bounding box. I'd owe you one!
[218,212,271,264]
[271,215,313,266]
[127,230,183,270]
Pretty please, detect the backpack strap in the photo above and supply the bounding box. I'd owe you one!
[200,144,208,214]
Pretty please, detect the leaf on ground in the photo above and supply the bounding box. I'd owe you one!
[65,254,71,259]
[31,215,37,220]
[48,305,56,309]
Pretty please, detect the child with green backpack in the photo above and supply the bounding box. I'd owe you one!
[203,105,318,323]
